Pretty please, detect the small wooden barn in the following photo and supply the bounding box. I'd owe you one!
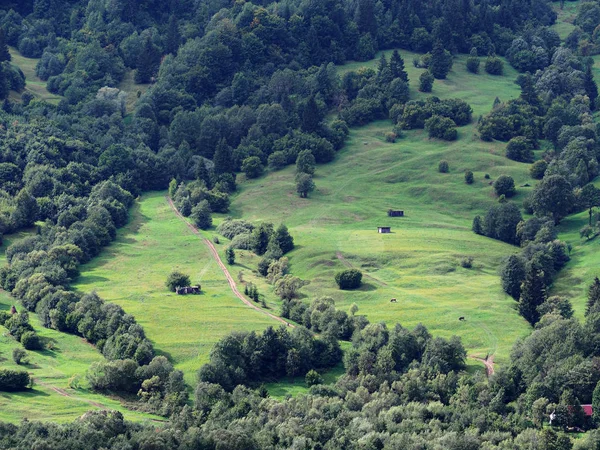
[378,227,391,233]
[388,210,404,217]
[176,285,201,295]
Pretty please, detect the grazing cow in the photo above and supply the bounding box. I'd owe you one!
[390,298,397,303]
[459,316,465,321]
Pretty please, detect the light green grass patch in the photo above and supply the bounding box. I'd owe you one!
[228,55,532,367]
[8,47,61,104]
[0,232,161,424]
[117,70,151,114]
[73,192,278,386]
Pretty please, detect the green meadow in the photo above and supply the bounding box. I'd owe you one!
[8,47,61,104]
[0,232,160,424]
[72,192,277,386]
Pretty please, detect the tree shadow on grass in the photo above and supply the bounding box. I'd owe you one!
[356,282,377,292]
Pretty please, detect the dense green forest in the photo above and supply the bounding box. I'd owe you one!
[3,0,600,447]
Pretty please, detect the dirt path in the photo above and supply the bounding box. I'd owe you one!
[35,380,106,409]
[166,196,293,328]
[335,251,388,287]
[469,355,495,377]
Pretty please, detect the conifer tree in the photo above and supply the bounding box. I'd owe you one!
[584,63,598,111]
[0,64,9,100]
[213,139,233,175]
[166,14,180,55]
[0,30,11,62]
[518,268,547,325]
[587,277,600,316]
[301,96,320,133]
[390,50,408,82]
[592,380,600,425]
[355,0,377,35]
[135,36,160,84]
[225,247,235,265]
[501,254,526,300]
[429,41,453,79]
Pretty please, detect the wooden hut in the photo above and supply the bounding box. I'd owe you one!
[176,285,201,295]
[378,227,391,233]
[388,210,404,217]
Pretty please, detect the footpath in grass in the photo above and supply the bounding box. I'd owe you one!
[73,192,277,386]
[0,232,160,424]
[228,51,533,367]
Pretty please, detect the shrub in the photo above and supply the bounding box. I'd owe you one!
[493,175,516,197]
[0,369,31,391]
[335,269,363,290]
[21,331,41,350]
[465,170,474,184]
[472,215,483,234]
[485,56,504,75]
[460,257,474,268]
[438,160,449,173]
[506,136,534,163]
[419,71,434,92]
[166,271,191,292]
[385,132,397,143]
[305,369,323,386]
[12,348,27,365]
[217,219,254,240]
[425,115,457,141]
[466,48,480,74]
[530,160,547,179]
[241,156,264,179]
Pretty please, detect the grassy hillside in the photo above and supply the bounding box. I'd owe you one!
[8,47,61,104]
[72,192,277,385]
[225,51,533,366]
[0,232,160,424]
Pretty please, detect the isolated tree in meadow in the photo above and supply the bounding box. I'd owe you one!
[390,50,408,82]
[466,48,480,74]
[429,41,453,79]
[296,149,316,175]
[519,268,547,325]
[531,175,574,224]
[296,173,315,198]
[12,348,27,365]
[225,247,235,265]
[335,269,363,290]
[135,36,160,84]
[501,254,526,300]
[485,55,504,75]
[493,175,516,197]
[587,277,600,316]
[419,71,434,92]
[0,30,11,62]
[464,170,474,184]
[274,275,308,300]
[166,271,191,292]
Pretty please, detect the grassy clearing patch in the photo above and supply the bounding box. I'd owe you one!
[0,232,160,424]
[72,192,278,386]
[8,47,61,104]
[117,70,151,114]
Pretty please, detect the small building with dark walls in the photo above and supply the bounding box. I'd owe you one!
[378,227,391,233]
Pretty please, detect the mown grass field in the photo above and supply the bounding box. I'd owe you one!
[225,51,533,367]
[8,47,61,104]
[0,232,161,424]
[72,192,278,386]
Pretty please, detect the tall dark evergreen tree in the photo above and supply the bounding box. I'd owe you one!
[587,277,600,316]
[166,14,180,55]
[0,64,9,100]
[517,74,542,114]
[518,268,547,325]
[302,96,320,133]
[501,254,526,300]
[213,139,233,175]
[429,40,453,79]
[584,64,599,111]
[135,36,160,84]
[355,0,377,36]
[0,30,11,62]
[390,50,408,82]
